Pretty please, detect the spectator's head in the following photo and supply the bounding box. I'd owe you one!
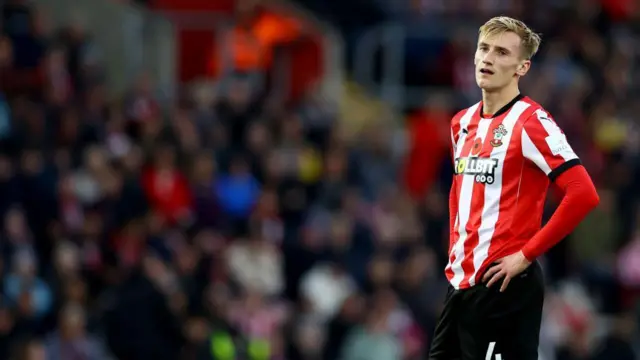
[62,277,87,305]
[367,253,395,289]
[45,47,67,73]
[134,72,152,96]
[122,145,144,174]
[341,188,362,215]
[226,78,253,110]
[246,232,267,251]
[191,151,216,185]
[612,313,636,340]
[205,283,232,319]
[263,152,284,182]
[20,339,46,360]
[86,85,107,112]
[400,246,436,286]
[327,256,348,278]
[239,287,261,308]
[101,168,124,199]
[0,304,13,334]
[66,14,87,41]
[20,149,43,176]
[246,121,271,153]
[324,148,347,181]
[328,215,353,250]
[363,309,388,334]
[59,303,86,340]
[293,319,323,357]
[146,211,166,237]
[300,226,323,251]
[82,210,105,239]
[4,207,27,239]
[142,253,175,291]
[54,148,71,173]
[12,248,36,278]
[255,188,278,216]
[0,36,13,67]
[57,173,75,201]
[424,188,447,218]
[229,154,250,176]
[235,0,262,23]
[371,288,398,316]
[185,316,210,344]
[53,242,80,276]
[59,108,80,144]
[174,244,199,276]
[210,122,229,149]
[29,7,48,37]
[596,188,614,214]
[152,145,177,171]
[337,293,365,322]
[84,145,108,173]
[0,155,13,181]
[281,114,303,144]
[194,229,226,255]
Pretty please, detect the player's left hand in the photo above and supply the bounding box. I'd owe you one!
[482,250,531,292]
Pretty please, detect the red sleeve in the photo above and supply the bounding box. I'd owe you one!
[521,165,599,261]
[521,109,580,181]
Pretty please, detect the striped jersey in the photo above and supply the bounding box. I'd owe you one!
[446,94,580,289]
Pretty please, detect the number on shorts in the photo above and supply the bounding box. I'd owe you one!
[485,342,503,360]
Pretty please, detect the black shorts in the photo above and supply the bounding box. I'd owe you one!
[428,261,544,360]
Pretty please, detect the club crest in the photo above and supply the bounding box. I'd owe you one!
[490,124,507,147]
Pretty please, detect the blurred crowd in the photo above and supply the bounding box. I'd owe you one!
[0,0,640,360]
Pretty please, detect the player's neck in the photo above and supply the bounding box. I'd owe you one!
[481,85,520,117]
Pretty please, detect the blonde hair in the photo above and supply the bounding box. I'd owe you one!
[479,16,541,60]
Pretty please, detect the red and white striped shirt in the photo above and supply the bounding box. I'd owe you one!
[446,95,580,289]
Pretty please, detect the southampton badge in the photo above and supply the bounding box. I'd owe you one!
[490,124,507,147]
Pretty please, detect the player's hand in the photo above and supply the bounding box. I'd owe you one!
[482,251,531,292]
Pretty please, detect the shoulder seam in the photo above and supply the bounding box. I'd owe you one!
[520,105,546,128]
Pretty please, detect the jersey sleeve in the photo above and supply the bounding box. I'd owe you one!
[521,109,580,181]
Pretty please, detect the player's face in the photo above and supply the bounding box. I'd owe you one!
[474,32,530,92]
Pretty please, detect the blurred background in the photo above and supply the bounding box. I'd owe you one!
[0,0,639,359]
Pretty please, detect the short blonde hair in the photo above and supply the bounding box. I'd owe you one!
[479,16,541,60]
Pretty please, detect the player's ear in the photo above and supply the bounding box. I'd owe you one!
[516,60,531,76]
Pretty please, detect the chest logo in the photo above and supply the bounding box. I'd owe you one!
[490,124,508,147]
[454,157,499,184]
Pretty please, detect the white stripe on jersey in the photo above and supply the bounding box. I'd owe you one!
[467,101,530,286]
[445,103,479,283]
